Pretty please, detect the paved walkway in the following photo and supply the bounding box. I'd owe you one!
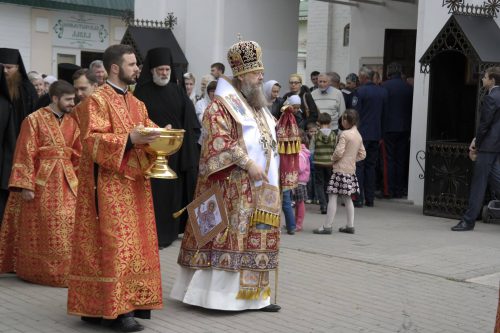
[1,200,500,333]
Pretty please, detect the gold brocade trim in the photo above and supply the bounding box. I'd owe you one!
[236,286,271,300]
[278,140,301,155]
[250,209,280,227]
[69,275,117,283]
[69,271,160,283]
[35,179,47,186]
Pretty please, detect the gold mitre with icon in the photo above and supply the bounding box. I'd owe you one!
[140,127,185,179]
[227,36,264,77]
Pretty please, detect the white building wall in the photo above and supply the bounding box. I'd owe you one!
[329,5,351,80]
[305,0,332,86]
[297,19,308,82]
[136,0,300,94]
[0,3,32,71]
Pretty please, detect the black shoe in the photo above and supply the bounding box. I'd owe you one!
[260,304,281,312]
[365,201,374,207]
[320,210,327,215]
[451,220,475,231]
[287,229,295,235]
[112,317,144,332]
[81,316,102,325]
[133,310,151,319]
[339,226,355,234]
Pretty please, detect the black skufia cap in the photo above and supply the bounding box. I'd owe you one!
[0,48,20,65]
[147,47,173,68]
[0,48,28,79]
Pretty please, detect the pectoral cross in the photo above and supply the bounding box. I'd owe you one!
[259,136,269,150]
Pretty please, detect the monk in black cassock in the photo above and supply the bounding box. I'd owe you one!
[0,66,16,223]
[0,48,38,134]
[0,48,37,224]
[134,47,200,248]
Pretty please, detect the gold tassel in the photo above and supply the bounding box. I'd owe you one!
[277,142,283,154]
[286,142,292,154]
[262,286,271,299]
[190,249,200,265]
[218,227,230,243]
[251,209,281,227]
[172,206,187,219]
[236,287,271,300]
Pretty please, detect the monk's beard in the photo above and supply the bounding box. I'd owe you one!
[240,80,267,110]
[6,70,21,101]
[152,70,170,86]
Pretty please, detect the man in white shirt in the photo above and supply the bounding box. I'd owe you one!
[311,73,346,132]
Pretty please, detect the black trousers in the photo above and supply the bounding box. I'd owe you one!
[356,140,379,204]
[384,131,410,197]
[314,165,332,212]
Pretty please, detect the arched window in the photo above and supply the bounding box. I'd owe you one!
[343,23,350,47]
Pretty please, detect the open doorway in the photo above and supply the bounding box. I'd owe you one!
[81,51,104,69]
[383,29,416,79]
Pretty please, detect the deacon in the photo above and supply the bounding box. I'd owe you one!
[171,40,282,312]
[72,68,98,103]
[0,80,81,286]
[134,47,200,249]
[67,44,163,333]
[71,68,99,140]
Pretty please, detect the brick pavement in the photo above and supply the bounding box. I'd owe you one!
[0,200,499,332]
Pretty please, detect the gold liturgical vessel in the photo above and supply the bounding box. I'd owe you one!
[142,128,185,179]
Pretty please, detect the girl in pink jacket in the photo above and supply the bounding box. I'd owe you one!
[314,109,366,235]
[293,130,311,231]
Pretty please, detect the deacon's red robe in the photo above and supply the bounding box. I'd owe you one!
[67,84,163,319]
[0,107,81,287]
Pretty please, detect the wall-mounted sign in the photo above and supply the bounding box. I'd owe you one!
[52,12,109,50]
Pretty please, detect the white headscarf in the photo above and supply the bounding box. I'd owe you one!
[285,94,301,106]
[263,80,280,103]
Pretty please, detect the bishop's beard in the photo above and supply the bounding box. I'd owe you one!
[240,80,267,110]
[6,70,21,101]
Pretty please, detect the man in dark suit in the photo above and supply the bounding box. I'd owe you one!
[452,66,500,231]
[352,66,388,207]
[382,62,413,198]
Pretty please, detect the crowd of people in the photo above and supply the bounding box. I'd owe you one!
[1,36,500,332]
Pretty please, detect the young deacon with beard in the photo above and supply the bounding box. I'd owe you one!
[171,40,282,312]
[67,44,164,332]
[0,80,81,286]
